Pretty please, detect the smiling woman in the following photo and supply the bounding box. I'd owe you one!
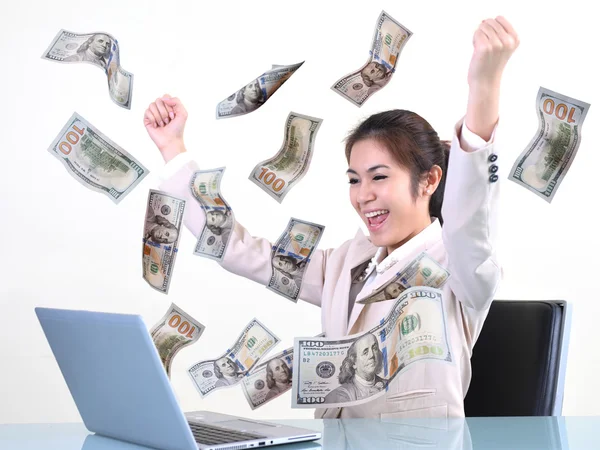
[147,16,519,419]
[345,110,449,254]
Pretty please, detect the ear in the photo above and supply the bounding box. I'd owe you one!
[421,165,443,196]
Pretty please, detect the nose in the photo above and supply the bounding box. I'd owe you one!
[356,180,375,206]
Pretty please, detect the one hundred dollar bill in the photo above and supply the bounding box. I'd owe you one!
[188,319,280,398]
[292,287,451,408]
[242,332,325,410]
[216,62,304,119]
[190,168,234,261]
[268,218,325,302]
[357,252,450,305]
[508,87,591,203]
[41,30,134,109]
[249,112,323,203]
[242,347,293,410]
[142,190,185,294]
[331,11,412,107]
[47,112,148,203]
[150,303,205,377]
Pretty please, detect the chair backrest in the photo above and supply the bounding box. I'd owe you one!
[464,300,571,416]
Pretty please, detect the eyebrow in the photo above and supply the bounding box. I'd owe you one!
[346,164,391,175]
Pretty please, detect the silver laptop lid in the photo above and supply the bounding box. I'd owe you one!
[35,307,198,450]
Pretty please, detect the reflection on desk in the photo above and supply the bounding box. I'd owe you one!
[4,417,600,450]
[322,417,469,449]
[81,433,321,450]
[83,434,155,450]
[319,416,569,449]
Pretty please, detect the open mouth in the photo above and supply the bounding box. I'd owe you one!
[364,209,389,232]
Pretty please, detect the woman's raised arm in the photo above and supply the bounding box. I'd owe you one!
[465,16,520,141]
[144,95,329,307]
[442,17,519,312]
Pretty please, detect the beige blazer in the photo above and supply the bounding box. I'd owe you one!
[159,119,502,419]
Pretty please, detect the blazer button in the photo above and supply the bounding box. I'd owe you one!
[489,164,498,174]
[489,174,499,183]
[488,153,498,163]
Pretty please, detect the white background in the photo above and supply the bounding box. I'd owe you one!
[0,0,598,424]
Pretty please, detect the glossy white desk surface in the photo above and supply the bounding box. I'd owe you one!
[1,417,599,449]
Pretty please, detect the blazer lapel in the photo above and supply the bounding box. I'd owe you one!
[347,299,366,336]
[347,260,406,333]
[325,229,375,338]
[346,219,444,334]
[340,230,377,335]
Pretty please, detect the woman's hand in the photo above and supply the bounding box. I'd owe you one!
[465,16,519,141]
[468,16,519,88]
[144,94,188,163]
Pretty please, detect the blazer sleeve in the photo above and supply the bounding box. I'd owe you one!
[158,159,329,307]
[441,118,502,312]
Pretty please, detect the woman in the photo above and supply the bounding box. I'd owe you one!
[144,16,518,418]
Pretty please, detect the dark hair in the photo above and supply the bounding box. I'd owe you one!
[345,110,451,225]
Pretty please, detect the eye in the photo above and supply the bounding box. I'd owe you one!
[348,178,359,185]
[373,175,387,181]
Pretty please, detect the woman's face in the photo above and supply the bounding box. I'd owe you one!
[348,138,428,250]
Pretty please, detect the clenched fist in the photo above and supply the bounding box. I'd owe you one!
[144,94,188,163]
[468,16,519,88]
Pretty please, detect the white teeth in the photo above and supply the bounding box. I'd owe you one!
[364,209,389,218]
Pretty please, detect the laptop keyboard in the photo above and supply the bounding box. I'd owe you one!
[188,421,267,446]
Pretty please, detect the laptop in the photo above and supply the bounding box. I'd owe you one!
[35,307,321,450]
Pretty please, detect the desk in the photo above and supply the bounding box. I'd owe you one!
[1,417,599,449]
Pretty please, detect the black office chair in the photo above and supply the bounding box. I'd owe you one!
[464,300,571,416]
